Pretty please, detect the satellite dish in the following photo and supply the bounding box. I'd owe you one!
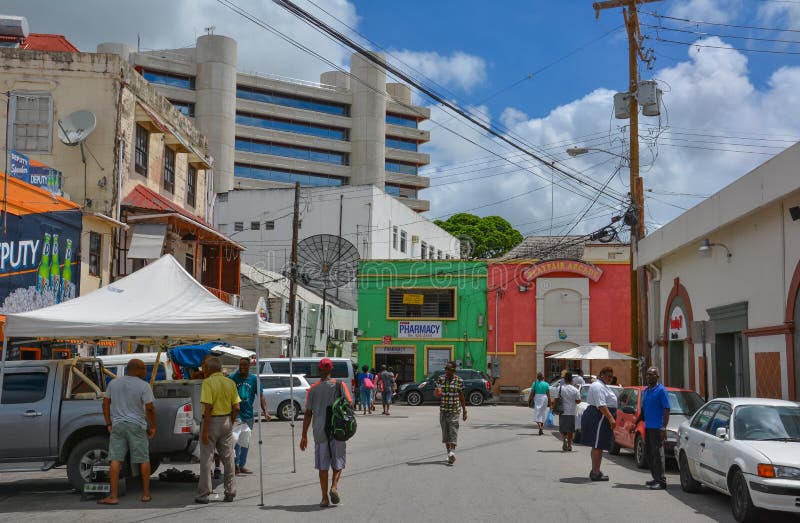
[295,234,359,290]
[57,110,96,146]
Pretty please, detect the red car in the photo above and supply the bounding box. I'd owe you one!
[610,385,705,468]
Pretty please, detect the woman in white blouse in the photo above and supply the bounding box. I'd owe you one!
[580,367,618,481]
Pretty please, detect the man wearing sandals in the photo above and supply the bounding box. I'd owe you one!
[99,358,157,505]
[300,358,352,507]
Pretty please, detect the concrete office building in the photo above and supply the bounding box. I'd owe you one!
[98,35,432,212]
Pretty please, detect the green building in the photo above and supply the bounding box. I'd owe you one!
[356,260,487,383]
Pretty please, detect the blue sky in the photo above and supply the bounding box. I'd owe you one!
[6,0,800,237]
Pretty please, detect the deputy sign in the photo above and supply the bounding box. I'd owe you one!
[398,320,442,339]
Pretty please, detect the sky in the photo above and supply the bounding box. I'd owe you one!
[6,0,800,239]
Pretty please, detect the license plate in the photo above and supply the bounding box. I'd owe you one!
[83,483,111,493]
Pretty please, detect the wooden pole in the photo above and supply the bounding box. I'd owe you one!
[287,182,300,357]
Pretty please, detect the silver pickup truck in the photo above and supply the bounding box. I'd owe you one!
[0,358,203,490]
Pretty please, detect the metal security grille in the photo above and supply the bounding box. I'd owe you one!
[163,146,175,193]
[135,124,149,176]
[388,288,455,318]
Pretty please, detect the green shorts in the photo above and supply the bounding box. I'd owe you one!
[108,421,150,464]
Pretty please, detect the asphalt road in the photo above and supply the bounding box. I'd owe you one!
[0,404,794,523]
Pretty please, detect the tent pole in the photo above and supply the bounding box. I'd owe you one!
[0,336,8,397]
[255,335,264,506]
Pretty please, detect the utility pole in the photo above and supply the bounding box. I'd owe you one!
[287,182,301,357]
[594,0,661,386]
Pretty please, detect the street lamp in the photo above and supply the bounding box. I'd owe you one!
[566,146,628,161]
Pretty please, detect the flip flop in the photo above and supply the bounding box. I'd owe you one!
[319,500,330,507]
[141,496,152,502]
[97,498,118,505]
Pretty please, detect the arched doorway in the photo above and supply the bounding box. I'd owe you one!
[543,341,579,381]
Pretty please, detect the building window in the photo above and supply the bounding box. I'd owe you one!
[236,85,349,116]
[187,165,197,207]
[386,113,419,128]
[235,137,348,165]
[142,70,195,90]
[385,185,401,196]
[236,112,347,141]
[185,253,195,276]
[386,136,419,152]
[11,92,53,152]
[388,288,456,319]
[234,163,344,187]
[251,221,260,230]
[89,231,101,277]
[392,226,398,250]
[400,230,407,253]
[170,100,195,117]
[437,250,442,260]
[135,124,149,176]
[234,222,244,232]
[265,221,275,230]
[421,241,427,260]
[385,160,418,176]
[163,146,175,193]
[429,245,435,259]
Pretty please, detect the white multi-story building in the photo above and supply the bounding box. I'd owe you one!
[215,185,459,306]
[97,35,432,212]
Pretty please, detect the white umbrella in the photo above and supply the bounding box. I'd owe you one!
[546,344,635,360]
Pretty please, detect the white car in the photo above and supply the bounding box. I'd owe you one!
[260,374,311,421]
[677,397,800,522]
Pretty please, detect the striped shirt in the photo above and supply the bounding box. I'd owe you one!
[437,375,464,413]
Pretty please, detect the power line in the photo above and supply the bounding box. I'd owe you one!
[655,36,800,55]
[641,10,800,34]
[643,22,800,45]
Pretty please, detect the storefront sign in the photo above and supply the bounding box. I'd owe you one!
[523,259,603,282]
[382,335,393,345]
[376,346,415,355]
[398,320,442,338]
[427,348,452,373]
[669,306,687,340]
[402,293,424,305]
[10,150,63,195]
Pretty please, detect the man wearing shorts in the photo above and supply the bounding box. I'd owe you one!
[301,358,352,507]
[99,359,157,505]
[435,361,467,465]
[379,365,395,415]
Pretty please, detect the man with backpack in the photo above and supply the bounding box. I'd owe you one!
[300,358,354,507]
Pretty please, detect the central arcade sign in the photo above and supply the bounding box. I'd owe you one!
[523,259,603,282]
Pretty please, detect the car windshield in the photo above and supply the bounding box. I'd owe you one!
[668,391,704,416]
[579,385,622,402]
[733,405,800,441]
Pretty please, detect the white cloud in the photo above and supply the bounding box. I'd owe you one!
[500,107,528,129]
[388,50,487,92]
[758,2,800,30]
[668,0,744,23]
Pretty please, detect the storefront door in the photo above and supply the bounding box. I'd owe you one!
[667,340,686,388]
[374,346,416,385]
[714,333,747,397]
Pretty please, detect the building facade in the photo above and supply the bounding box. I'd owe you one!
[356,260,487,384]
[98,37,432,212]
[639,142,800,401]
[487,241,632,394]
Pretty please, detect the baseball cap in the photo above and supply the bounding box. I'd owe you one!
[318,358,333,370]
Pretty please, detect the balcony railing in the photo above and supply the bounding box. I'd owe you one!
[204,286,242,308]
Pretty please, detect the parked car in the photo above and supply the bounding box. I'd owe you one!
[260,373,310,421]
[260,357,354,387]
[0,358,201,491]
[676,398,800,522]
[519,375,598,403]
[610,386,705,467]
[398,369,493,406]
[574,384,623,442]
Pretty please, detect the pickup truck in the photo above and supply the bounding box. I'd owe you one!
[0,358,202,490]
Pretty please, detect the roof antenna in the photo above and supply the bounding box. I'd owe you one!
[204,26,216,35]
[137,33,140,52]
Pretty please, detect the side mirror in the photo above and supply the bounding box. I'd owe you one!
[716,427,728,439]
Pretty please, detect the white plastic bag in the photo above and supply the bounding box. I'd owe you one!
[232,419,252,449]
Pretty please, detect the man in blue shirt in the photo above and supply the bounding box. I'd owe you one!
[228,357,269,475]
[631,366,670,490]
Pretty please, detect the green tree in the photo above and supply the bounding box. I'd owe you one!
[434,213,523,259]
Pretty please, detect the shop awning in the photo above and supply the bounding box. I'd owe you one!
[127,223,167,259]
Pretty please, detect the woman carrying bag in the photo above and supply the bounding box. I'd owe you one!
[528,372,551,436]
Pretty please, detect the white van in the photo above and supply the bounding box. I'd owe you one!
[259,357,355,388]
[99,352,178,383]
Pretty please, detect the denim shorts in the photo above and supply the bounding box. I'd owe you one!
[108,421,149,464]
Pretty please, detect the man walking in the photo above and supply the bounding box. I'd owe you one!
[435,361,467,465]
[379,365,395,415]
[98,359,156,505]
[631,366,671,490]
[300,358,352,507]
[228,357,269,475]
[195,356,240,504]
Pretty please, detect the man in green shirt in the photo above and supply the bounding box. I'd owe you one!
[435,362,467,465]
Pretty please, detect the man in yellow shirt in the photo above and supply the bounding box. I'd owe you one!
[195,356,240,504]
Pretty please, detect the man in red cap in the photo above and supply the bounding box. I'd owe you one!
[300,358,352,507]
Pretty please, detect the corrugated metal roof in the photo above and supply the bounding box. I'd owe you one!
[500,236,586,261]
[122,184,212,228]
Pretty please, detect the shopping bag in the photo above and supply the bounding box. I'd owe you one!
[233,419,252,449]
[545,410,556,428]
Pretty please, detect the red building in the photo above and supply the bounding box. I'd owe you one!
[487,238,632,394]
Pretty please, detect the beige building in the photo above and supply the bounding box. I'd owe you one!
[0,47,241,300]
[98,36,432,212]
[638,142,800,401]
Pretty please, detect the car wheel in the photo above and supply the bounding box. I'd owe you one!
[277,400,299,421]
[634,434,649,469]
[406,391,423,406]
[679,452,701,493]
[468,390,484,406]
[731,470,761,523]
[66,435,109,491]
[609,437,620,455]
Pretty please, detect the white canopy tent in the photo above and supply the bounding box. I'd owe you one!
[0,254,289,505]
[546,344,636,361]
